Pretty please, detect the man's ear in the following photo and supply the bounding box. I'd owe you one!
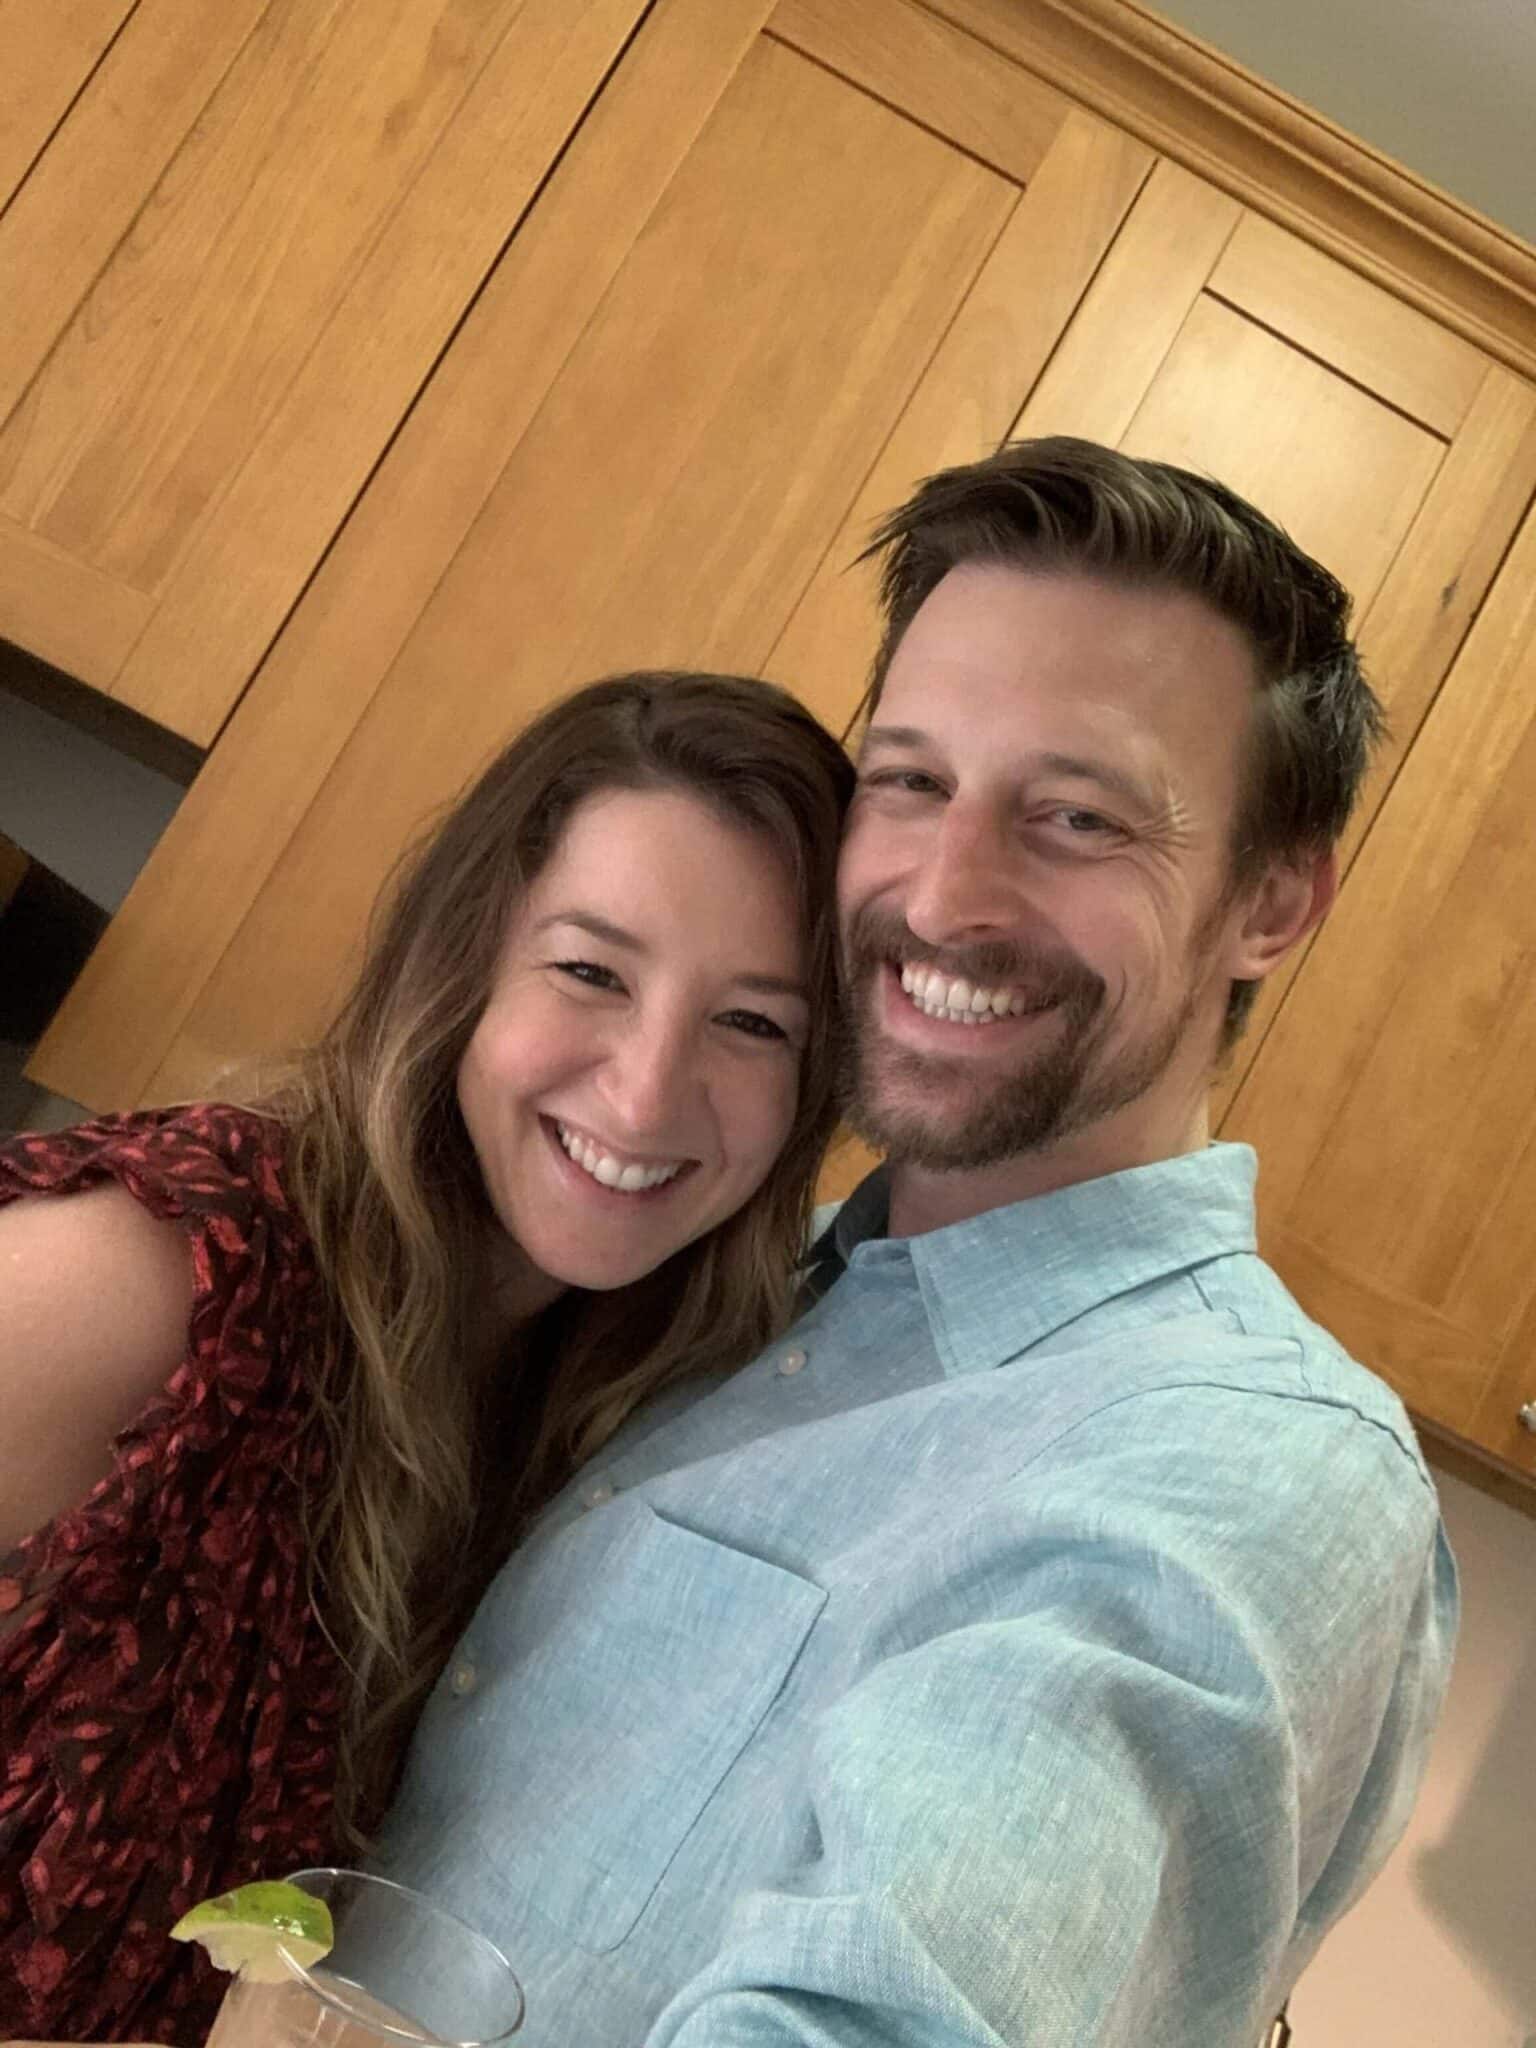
[1228,848,1338,982]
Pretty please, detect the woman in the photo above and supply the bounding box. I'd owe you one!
[0,671,853,2044]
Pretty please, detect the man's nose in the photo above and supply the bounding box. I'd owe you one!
[596,1012,697,1139]
[902,803,1021,946]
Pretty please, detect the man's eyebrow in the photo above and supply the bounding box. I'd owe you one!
[1034,751,1160,814]
[859,724,932,756]
[533,910,808,1002]
[860,729,1159,813]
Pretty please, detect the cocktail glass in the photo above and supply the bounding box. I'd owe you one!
[204,1868,524,2048]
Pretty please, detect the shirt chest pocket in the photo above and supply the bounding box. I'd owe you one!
[464,1504,827,1954]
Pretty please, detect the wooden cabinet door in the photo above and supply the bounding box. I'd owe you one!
[915,169,1536,1474]
[780,160,1536,1182]
[32,0,1153,1104]
[27,0,1536,1489]
[1225,506,1536,1480]
[979,177,1536,1120]
[0,0,648,742]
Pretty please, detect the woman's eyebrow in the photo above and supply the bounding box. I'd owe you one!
[534,911,808,1002]
[532,910,643,951]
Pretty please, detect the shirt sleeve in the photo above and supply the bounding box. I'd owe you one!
[644,1382,1457,2048]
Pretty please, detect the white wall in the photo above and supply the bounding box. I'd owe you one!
[1151,0,1536,244]
[1291,1466,1536,2046]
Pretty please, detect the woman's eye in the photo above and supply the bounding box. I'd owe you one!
[864,768,944,796]
[554,959,623,991]
[719,1009,790,1043]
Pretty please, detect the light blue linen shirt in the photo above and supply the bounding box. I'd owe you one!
[377,1143,1457,2047]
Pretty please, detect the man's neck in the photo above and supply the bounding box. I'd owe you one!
[885,1097,1212,1239]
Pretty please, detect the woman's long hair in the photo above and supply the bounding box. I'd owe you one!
[269,673,852,1841]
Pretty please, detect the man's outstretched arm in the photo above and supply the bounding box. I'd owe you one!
[646,1385,1454,2048]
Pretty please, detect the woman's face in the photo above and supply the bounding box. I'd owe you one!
[457,786,810,1316]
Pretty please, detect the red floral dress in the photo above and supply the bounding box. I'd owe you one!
[0,1106,347,2044]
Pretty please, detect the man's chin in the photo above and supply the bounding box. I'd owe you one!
[847,1073,1023,1173]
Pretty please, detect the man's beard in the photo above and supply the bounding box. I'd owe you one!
[838,906,1202,1173]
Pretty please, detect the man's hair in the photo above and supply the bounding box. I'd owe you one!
[858,436,1386,1044]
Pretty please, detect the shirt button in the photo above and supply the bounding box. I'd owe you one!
[449,1660,478,1697]
[581,1477,615,1509]
[778,1347,808,1376]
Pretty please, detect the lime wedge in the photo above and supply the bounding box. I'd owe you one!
[170,1879,335,1984]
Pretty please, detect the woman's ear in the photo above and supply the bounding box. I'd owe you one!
[1229,848,1338,982]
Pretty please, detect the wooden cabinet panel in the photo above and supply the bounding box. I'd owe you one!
[769,109,1152,733]
[0,0,136,209]
[142,31,1018,1092]
[1013,160,1242,446]
[768,0,1070,183]
[1224,504,1536,1477]
[1120,297,1443,614]
[0,0,268,437]
[1210,367,1536,1119]
[1000,157,1536,1137]
[0,0,647,740]
[31,0,782,1109]
[1206,212,1488,438]
[22,0,1536,1493]
[0,519,152,686]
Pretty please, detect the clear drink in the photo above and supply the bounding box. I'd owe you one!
[208,1967,435,2048]
[203,1869,523,2048]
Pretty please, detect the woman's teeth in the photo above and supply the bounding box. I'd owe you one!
[556,1122,685,1192]
[899,962,1032,1024]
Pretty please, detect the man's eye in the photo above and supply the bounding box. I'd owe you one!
[719,1009,789,1042]
[1051,808,1117,835]
[554,959,623,990]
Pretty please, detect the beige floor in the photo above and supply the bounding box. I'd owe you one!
[1291,1467,1536,2046]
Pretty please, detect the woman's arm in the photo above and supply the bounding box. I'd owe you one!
[0,1183,194,1553]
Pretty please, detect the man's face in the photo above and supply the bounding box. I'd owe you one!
[836,563,1266,1178]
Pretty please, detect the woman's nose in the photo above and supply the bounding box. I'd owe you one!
[596,1014,697,1139]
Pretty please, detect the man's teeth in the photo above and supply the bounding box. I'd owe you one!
[899,962,1033,1024]
[556,1122,684,1191]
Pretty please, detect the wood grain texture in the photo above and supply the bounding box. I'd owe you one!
[109,0,649,742]
[141,33,1013,1097]
[1,0,536,590]
[1473,1283,1536,1477]
[1207,212,1488,438]
[0,515,151,686]
[925,0,1536,382]
[1011,159,1241,445]
[1224,503,1536,1471]
[30,0,782,1108]
[768,0,1071,183]
[1120,297,1445,616]
[0,0,270,426]
[1212,367,1536,1123]
[0,0,136,212]
[769,108,1151,735]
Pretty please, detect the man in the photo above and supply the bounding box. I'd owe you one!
[379,439,1456,2046]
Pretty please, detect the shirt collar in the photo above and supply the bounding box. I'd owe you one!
[836,1143,1259,1377]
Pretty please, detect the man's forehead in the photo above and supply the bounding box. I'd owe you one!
[880,564,1257,737]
